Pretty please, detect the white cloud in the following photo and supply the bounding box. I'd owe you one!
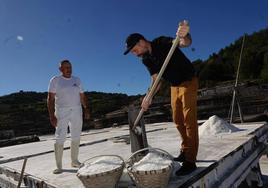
[17,36,23,41]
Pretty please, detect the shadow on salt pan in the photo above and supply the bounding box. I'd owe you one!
[199,115,241,137]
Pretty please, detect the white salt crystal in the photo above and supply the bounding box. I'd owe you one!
[132,152,172,171]
[199,115,240,137]
[78,156,123,175]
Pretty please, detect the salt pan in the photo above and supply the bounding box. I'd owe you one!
[78,156,123,175]
[199,115,240,137]
[132,152,172,171]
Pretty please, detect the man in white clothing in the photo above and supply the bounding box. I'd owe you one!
[47,60,90,174]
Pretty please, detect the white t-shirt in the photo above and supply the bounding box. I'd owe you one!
[48,75,84,108]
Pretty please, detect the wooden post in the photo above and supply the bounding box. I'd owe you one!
[236,93,244,123]
[128,105,148,153]
[17,157,27,188]
[229,35,246,123]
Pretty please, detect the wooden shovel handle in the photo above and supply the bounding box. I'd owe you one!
[132,35,180,130]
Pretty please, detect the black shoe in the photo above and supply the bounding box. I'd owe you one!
[174,151,185,162]
[175,161,197,176]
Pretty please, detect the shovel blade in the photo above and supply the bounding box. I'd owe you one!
[128,106,148,153]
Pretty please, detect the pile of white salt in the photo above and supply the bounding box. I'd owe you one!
[132,152,173,171]
[199,115,240,137]
[78,156,123,175]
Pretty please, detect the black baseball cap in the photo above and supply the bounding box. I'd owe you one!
[123,33,145,55]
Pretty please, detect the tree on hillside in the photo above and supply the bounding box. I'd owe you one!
[192,59,205,76]
[261,50,268,81]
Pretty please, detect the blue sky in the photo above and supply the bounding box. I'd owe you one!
[0,0,267,96]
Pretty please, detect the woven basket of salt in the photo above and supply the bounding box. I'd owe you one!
[77,155,124,188]
[126,147,174,188]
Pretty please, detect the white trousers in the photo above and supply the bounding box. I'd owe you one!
[55,106,82,144]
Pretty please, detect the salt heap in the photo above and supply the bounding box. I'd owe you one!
[77,156,123,175]
[199,115,240,137]
[132,152,173,171]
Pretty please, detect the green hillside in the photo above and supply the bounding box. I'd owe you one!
[192,27,268,88]
[0,91,141,137]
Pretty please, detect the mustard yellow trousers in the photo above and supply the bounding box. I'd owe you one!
[171,77,199,163]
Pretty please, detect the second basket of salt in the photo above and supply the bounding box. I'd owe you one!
[126,147,174,188]
[76,155,124,188]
